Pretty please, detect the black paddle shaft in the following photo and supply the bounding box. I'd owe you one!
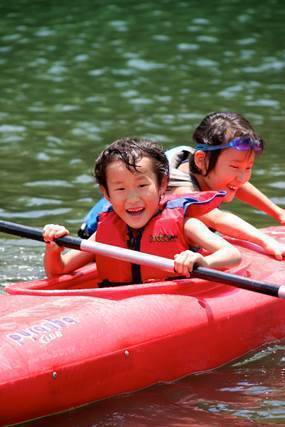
[0,220,81,250]
[191,267,279,297]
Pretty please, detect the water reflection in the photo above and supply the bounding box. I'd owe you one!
[21,342,285,426]
[0,239,44,288]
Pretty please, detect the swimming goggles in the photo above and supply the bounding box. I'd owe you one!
[195,136,263,153]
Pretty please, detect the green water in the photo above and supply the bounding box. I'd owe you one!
[1,0,285,424]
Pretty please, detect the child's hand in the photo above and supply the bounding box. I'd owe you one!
[277,208,285,225]
[42,224,70,251]
[174,250,208,276]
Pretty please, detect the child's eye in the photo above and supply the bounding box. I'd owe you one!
[139,183,149,188]
[115,187,125,191]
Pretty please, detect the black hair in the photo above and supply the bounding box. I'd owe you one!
[94,137,169,193]
[189,112,265,175]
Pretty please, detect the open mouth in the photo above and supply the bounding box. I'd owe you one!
[126,207,145,216]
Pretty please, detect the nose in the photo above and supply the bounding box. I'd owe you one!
[127,189,140,202]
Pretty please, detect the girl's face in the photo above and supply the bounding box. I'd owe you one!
[100,156,167,229]
[196,148,256,202]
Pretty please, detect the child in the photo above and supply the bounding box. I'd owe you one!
[43,138,241,284]
[78,113,285,260]
[168,112,283,214]
[167,112,285,259]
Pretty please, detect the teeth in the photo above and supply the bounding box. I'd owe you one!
[127,208,144,213]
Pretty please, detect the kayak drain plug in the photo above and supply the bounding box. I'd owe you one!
[52,371,57,379]
[124,350,129,358]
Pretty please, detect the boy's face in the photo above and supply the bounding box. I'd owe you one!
[100,156,167,229]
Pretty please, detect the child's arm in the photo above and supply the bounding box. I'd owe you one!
[43,224,94,278]
[200,209,284,260]
[174,217,241,275]
[236,182,285,224]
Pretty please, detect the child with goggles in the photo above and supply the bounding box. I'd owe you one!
[167,111,285,259]
[79,112,285,260]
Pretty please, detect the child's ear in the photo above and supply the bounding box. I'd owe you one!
[99,185,110,201]
[194,151,208,175]
[159,175,169,197]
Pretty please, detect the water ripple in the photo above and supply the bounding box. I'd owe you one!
[127,59,164,70]
[0,124,26,133]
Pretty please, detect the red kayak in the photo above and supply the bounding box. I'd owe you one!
[1,226,285,425]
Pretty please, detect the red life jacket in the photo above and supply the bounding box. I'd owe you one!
[95,191,225,285]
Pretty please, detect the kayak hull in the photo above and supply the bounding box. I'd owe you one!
[1,226,285,425]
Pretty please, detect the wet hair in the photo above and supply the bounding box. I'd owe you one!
[189,112,265,175]
[94,137,169,193]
